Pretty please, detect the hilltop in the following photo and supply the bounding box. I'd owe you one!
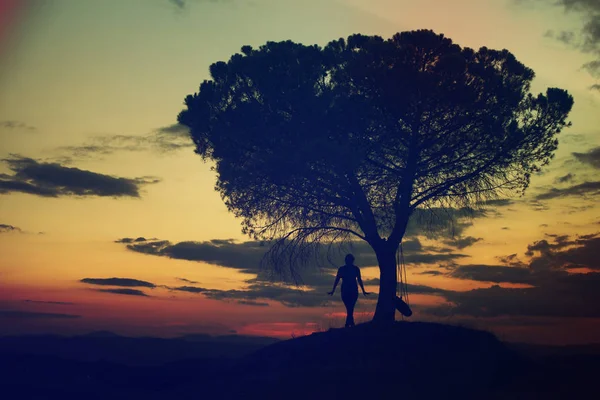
[222,321,522,399]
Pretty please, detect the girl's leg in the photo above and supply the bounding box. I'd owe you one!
[346,299,355,327]
[342,292,358,327]
[342,296,351,327]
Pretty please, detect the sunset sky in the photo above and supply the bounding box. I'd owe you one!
[1,0,599,345]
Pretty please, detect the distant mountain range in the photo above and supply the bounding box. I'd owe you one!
[0,331,279,365]
[0,323,598,399]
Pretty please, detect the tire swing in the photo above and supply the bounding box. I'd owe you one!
[395,242,412,318]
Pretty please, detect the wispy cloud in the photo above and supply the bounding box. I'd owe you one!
[23,300,75,305]
[167,0,232,10]
[573,146,600,169]
[176,277,200,284]
[57,124,192,160]
[0,120,36,131]
[115,237,156,243]
[96,288,150,297]
[236,300,269,307]
[0,310,80,319]
[535,180,600,200]
[554,173,576,183]
[0,224,22,233]
[168,283,332,307]
[169,0,187,9]
[443,236,482,250]
[81,277,156,288]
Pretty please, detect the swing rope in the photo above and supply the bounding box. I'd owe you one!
[396,242,410,319]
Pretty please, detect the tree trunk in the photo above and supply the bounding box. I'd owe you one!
[372,242,399,323]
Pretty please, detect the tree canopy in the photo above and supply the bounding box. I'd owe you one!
[178,30,573,320]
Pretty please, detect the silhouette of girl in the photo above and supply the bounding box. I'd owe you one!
[328,254,369,327]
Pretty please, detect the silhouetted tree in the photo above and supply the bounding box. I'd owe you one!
[178,30,573,322]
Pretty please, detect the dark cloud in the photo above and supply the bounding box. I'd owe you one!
[0,310,80,319]
[176,277,200,284]
[534,181,600,200]
[169,283,332,307]
[58,124,192,159]
[0,156,159,198]
[496,253,526,267]
[126,238,344,292]
[555,173,575,183]
[369,236,461,264]
[81,277,156,288]
[0,223,40,235]
[124,239,268,275]
[418,270,445,276]
[527,200,550,211]
[573,146,600,169]
[155,123,190,137]
[545,29,577,45]
[525,233,573,257]
[97,288,149,297]
[167,0,231,10]
[558,0,600,48]
[362,279,448,295]
[0,178,58,197]
[0,120,36,131]
[123,236,469,279]
[116,220,479,308]
[387,238,466,264]
[57,144,130,158]
[236,300,269,307]
[527,0,600,86]
[450,264,533,284]
[583,59,600,77]
[426,232,600,318]
[118,205,487,289]
[359,237,470,265]
[171,286,206,294]
[564,204,595,214]
[23,300,74,305]
[115,237,153,243]
[482,199,514,207]
[443,236,482,249]
[526,232,600,271]
[157,284,187,292]
[169,0,186,8]
[0,224,21,233]
[428,273,600,318]
[402,251,469,265]
[561,133,588,144]
[116,232,475,307]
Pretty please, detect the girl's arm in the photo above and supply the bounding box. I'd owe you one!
[328,269,341,295]
[357,267,369,296]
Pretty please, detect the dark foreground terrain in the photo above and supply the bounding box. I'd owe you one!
[1,322,597,399]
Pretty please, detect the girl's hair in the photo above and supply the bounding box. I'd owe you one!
[344,254,355,264]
